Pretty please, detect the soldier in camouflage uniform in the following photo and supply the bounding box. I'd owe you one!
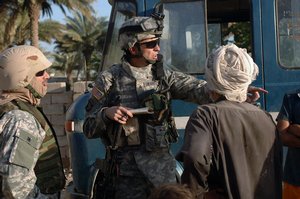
[83,15,263,199]
[0,46,65,198]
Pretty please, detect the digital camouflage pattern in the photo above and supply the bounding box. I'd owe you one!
[84,59,210,199]
[13,100,66,194]
[0,110,58,199]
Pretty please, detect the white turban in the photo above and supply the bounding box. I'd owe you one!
[205,44,259,102]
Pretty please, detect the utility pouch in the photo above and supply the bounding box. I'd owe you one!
[144,122,169,151]
[166,116,179,143]
[107,124,126,148]
[143,93,168,124]
[142,92,178,149]
[10,129,40,170]
[122,117,140,146]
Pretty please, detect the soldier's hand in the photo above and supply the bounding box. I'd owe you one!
[104,106,133,124]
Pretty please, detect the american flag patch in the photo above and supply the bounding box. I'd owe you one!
[91,86,104,100]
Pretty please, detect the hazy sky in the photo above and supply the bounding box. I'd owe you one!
[42,0,112,22]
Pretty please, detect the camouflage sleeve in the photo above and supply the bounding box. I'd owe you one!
[165,68,211,105]
[83,68,114,139]
[0,110,45,199]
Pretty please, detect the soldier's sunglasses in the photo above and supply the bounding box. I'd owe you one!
[35,69,46,77]
[139,39,160,48]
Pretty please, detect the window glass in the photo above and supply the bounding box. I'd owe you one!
[160,1,207,74]
[207,23,221,53]
[217,22,251,53]
[277,0,300,68]
[159,1,251,74]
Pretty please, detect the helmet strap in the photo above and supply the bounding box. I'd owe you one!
[26,84,43,99]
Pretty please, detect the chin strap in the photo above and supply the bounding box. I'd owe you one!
[26,84,43,99]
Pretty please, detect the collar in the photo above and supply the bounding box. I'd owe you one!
[122,60,153,79]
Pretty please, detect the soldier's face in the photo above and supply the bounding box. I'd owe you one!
[35,69,50,87]
[29,69,50,97]
[139,38,160,64]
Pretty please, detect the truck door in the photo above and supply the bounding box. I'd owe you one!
[261,0,300,114]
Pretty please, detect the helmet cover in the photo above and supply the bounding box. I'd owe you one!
[0,45,52,90]
[118,14,164,50]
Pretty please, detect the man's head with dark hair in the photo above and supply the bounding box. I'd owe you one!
[148,184,194,199]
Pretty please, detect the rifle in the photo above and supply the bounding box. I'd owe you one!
[92,96,122,199]
[91,106,155,199]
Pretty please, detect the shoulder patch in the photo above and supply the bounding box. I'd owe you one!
[91,86,104,100]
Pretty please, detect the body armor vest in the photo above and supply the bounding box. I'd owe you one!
[0,100,65,194]
[105,61,178,150]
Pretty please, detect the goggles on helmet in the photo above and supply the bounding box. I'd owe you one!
[119,13,165,36]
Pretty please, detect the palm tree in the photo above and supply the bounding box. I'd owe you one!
[54,11,108,83]
[0,14,64,51]
[0,0,28,50]
[28,0,95,47]
[39,19,65,43]
[51,52,79,89]
[0,0,95,48]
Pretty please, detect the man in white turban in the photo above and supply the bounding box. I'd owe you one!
[176,44,282,199]
[205,43,259,103]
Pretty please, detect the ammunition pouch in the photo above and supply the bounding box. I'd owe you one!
[167,116,179,143]
[106,120,141,148]
[143,93,168,124]
[144,122,168,151]
[123,117,141,146]
[142,93,179,151]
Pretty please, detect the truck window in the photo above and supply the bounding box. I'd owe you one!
[208,22,251,53]
[158,0,207,74]
[277,0,300,69]
[157,0,252,75]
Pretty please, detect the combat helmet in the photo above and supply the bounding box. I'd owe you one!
[118,13,164,50]
[0,45,52,90]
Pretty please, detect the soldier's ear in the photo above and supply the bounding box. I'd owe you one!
[129,46,139,55]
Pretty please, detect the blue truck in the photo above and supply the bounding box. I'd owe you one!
[65,0,300,198]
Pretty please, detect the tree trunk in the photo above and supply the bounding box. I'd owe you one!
[83,48,94,80]
[28,0,40,48]
[66,63,74,91]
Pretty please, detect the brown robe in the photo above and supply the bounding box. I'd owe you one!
[176,100,282,199]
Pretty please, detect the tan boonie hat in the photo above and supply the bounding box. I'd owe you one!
[118,15,164,50]
[0,45,52,90]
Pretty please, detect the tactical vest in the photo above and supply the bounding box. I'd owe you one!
[0,100,65,194]
[105,59,178,150]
